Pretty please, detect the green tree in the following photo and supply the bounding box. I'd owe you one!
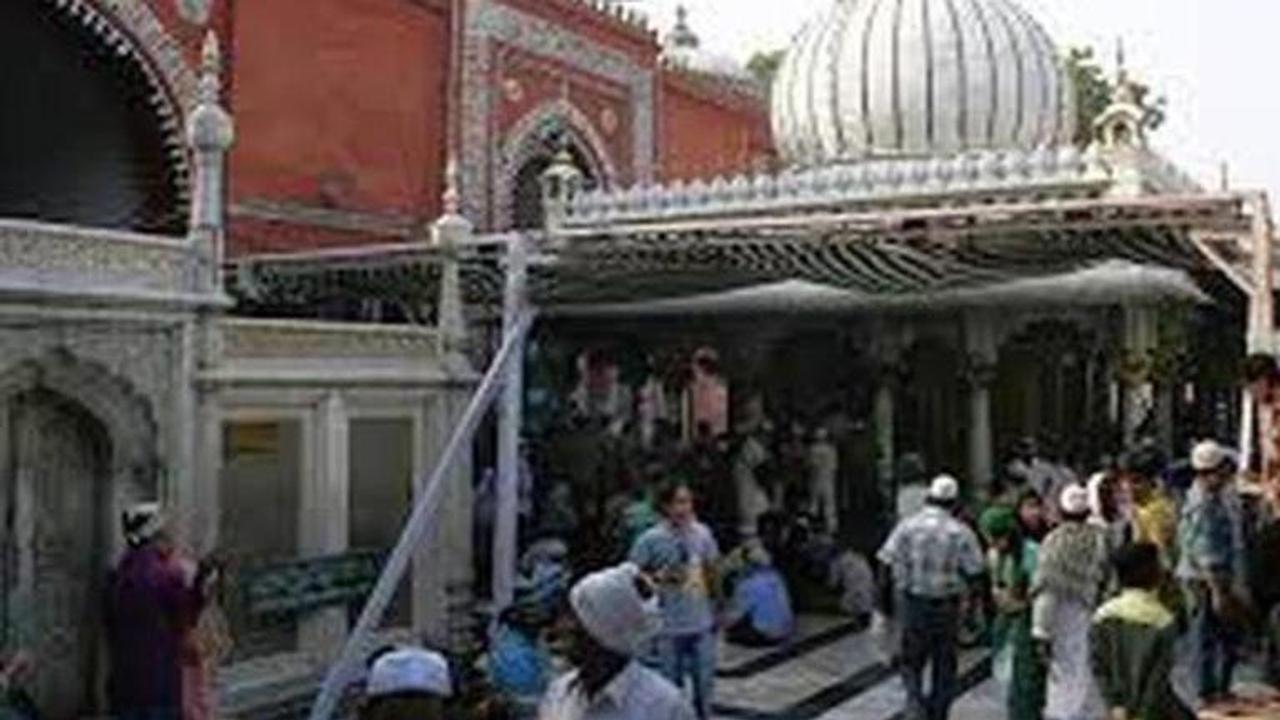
[746,49,786,90]
[1065,46,1167,147]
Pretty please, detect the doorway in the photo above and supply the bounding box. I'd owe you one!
[1,389,111,718]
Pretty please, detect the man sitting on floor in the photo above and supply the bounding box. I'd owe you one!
[724,541,795,647]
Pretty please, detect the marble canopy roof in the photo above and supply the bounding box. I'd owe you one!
[229,190,1256,316]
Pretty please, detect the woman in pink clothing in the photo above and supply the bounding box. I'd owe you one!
[178,553,230,720]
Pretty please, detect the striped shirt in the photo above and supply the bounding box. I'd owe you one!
[877,505,985,599]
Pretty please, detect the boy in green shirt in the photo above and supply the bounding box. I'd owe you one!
[1090,543,1194,720]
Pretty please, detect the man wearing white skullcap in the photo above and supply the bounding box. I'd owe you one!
[877,474,984,720]
[361,646,452,720]
[538,563,695,720]
[1178,440,1247,702]
[1031,483,1109,720]
[106,502,212,720]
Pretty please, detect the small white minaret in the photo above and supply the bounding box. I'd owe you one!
[186,31,235,291]
[539,147,585,230]
[432,159,470,355]
[1094,39,1148,196]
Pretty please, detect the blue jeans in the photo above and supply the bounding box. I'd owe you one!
[901,594,961,720]
[655,632,716,719]
[1191,588,1240,699]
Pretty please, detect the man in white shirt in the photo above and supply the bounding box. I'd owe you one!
[538,563,696,720]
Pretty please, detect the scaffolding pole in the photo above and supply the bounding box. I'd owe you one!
[307,309,535,720]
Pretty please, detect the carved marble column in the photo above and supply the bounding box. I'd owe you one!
[298,392,350,658]
[964,311,999,496]
[493,233,528,621]
[1120,304,1159,446]
[872,329,906,503]
[415,394,450,647]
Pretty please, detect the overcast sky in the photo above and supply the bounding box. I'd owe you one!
[638,0,1279,203]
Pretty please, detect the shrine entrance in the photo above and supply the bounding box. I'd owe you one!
[1,388,111,718]
[993,319,1109,466]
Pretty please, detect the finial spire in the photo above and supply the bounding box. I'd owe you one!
[1116,36,1127,79]
[198,31,222,105]
[443,157,461,216]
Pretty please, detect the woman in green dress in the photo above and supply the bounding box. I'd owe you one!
[980,504,1045,720]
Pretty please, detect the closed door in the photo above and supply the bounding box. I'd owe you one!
[1,389,109,719]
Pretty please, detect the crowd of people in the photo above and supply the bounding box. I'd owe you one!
[7,347,1280,720]
[878,436,1280,720]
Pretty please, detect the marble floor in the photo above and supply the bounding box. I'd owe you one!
[708,614,1001,720]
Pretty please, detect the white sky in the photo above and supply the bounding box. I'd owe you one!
[638,0,1280,202]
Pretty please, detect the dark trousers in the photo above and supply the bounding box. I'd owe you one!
[727,618,785,648]
[901,594,961,720]
[1193,592,1240,699]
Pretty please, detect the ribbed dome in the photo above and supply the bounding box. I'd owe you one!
[772,0,1075,164]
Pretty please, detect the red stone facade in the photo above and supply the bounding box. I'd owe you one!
[659,68,776,181]
[84,0,773,254]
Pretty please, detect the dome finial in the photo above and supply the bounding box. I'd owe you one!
[667,4,699,50]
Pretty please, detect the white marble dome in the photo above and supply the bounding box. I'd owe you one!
[772,0,1075,164]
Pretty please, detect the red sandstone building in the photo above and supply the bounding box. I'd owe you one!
[7,0,773,255]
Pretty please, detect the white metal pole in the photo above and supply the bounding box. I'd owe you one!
[308,311,534,720]
[492,233,528,625]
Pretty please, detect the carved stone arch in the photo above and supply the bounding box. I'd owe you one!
[37,0,196,195]
[496,99,619,229]
[0,348,161,500]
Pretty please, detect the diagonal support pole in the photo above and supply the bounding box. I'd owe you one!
[308,310,535,720]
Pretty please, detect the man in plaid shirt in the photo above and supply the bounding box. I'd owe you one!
[878,475,985,720]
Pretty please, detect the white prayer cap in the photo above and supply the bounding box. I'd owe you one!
[1086,472,1109,518]
[1191,440,1229,472]
[927,475,959,502]
[366,647,453,699]
[1059,484,1090,516]
[569,562,662,656]
[744,539,772,566]
[122,502,166,543]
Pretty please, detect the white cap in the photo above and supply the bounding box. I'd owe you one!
[744,539,772,566]
[927,475,959,502]
[122,502,166,543]
[1059,484,1090,516]
[570,562,662,656]
[366,647,453,699]
[1191,440,1229,472]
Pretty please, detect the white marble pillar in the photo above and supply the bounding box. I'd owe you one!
[1121,304,1159,446]
[414,395,449,646]
[964,311,998,495]
[443,389,476,652]
[169,321,200,552]
[298,392,350,658]
[192,388,222,555]
[493,234,528,619]
[874,376,896,498]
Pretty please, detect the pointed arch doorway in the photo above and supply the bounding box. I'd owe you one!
[1,389,112,718]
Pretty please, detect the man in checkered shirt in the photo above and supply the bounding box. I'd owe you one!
[877,474,985,720]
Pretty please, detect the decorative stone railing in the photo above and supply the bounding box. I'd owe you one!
[565,146,1115,227]
[0,218,194,296]
[220,318,441,362]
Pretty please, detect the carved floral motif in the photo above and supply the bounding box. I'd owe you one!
[462,0,655,226]
[0,221,192,294]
